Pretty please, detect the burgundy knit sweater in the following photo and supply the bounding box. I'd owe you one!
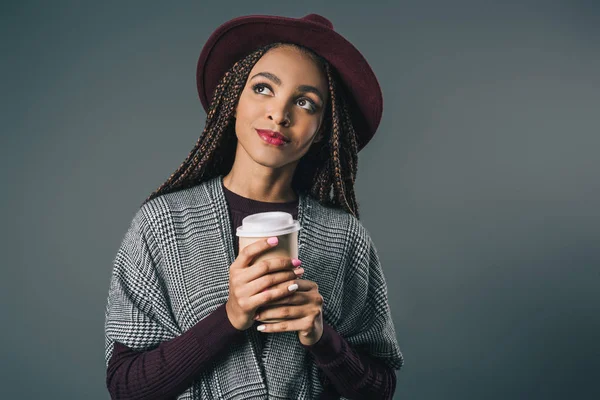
[105,184,397,399]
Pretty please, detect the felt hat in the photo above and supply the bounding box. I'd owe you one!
[196,13,384,152]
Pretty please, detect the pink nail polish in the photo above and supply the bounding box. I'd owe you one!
[292,258,301,267]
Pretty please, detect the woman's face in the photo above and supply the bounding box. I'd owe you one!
[233,45,328,172]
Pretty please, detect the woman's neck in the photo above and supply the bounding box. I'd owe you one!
[222,171,297,203]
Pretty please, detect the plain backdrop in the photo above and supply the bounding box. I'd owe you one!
[2,0,599,398]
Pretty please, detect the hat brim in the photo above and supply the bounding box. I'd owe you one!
[196,14,383,152]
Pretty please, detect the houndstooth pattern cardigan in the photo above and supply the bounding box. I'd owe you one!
[104,175,403,399]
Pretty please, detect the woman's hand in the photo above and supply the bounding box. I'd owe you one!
[252,279,324,346]
[225,237,304,331]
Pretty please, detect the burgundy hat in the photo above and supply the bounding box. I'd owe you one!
[196,13,383,152]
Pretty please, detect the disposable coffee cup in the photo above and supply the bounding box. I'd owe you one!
[236,211,301,323]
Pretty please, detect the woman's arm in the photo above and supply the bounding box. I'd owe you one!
[106,209,248,399]
[302,323,396,400]
[106,303,245,400]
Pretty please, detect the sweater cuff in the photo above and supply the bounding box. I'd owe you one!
[189,303,245,350]
[301,323,345,365]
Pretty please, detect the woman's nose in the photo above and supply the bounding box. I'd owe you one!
[269,112,290,127]
[267,104,291,127]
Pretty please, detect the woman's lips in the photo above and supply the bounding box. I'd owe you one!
[256,129,289,147]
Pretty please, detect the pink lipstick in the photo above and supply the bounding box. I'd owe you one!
[256,129,289,147]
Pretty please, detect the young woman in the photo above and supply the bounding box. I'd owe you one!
[104,13,403,400]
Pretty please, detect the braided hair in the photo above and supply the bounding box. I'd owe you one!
[143,42,360,219]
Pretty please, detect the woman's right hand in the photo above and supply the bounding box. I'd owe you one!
[225,237,304,331]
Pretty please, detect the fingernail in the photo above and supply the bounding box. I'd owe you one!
[292,258,302,267]
[267,237,278,245]
[293,267,304,275]
[288,283,298,292]
[257,325,266,331]
[254,314,260,320]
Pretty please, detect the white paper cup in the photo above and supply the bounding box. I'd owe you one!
[236,212,301,323]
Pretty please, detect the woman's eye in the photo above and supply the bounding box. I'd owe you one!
[252,83,316,113]
[297,98,316,112]
[252,84,272,96]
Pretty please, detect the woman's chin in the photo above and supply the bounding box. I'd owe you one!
[248,154,294,170]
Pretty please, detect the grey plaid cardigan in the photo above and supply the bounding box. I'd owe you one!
[104,175,403,399]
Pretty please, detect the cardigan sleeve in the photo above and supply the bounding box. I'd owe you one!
[337,219,404,372]
[106,304,245,400]
[103,208,245,399]
[307,218,404,399]
[302,322,397,399]
[104,209,181,363]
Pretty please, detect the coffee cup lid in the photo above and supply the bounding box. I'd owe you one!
[236,211,301,237]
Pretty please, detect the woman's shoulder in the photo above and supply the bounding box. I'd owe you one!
[141,179,216,214]
[128,179,218,238]
[302,195,371,243]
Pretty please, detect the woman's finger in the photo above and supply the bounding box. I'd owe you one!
[285,279,315,292]
[262,292,307,307]
[254,304,305,321]
[235,237,280,270]
[256,316,312,333]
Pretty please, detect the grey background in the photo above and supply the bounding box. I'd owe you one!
[2,0,599,398]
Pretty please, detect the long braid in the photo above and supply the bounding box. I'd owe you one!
[339,83,360,215]
[143,42,361,220]
[323,63,359,218]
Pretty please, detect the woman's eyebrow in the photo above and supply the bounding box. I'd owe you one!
[250,71,324,104]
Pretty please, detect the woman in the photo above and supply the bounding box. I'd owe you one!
[104,13,403,400]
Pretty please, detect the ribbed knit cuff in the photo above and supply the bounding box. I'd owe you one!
[189,303,246,355]
[301,323,345,366]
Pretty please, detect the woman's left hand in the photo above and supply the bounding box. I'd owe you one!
[254,279,324,346]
